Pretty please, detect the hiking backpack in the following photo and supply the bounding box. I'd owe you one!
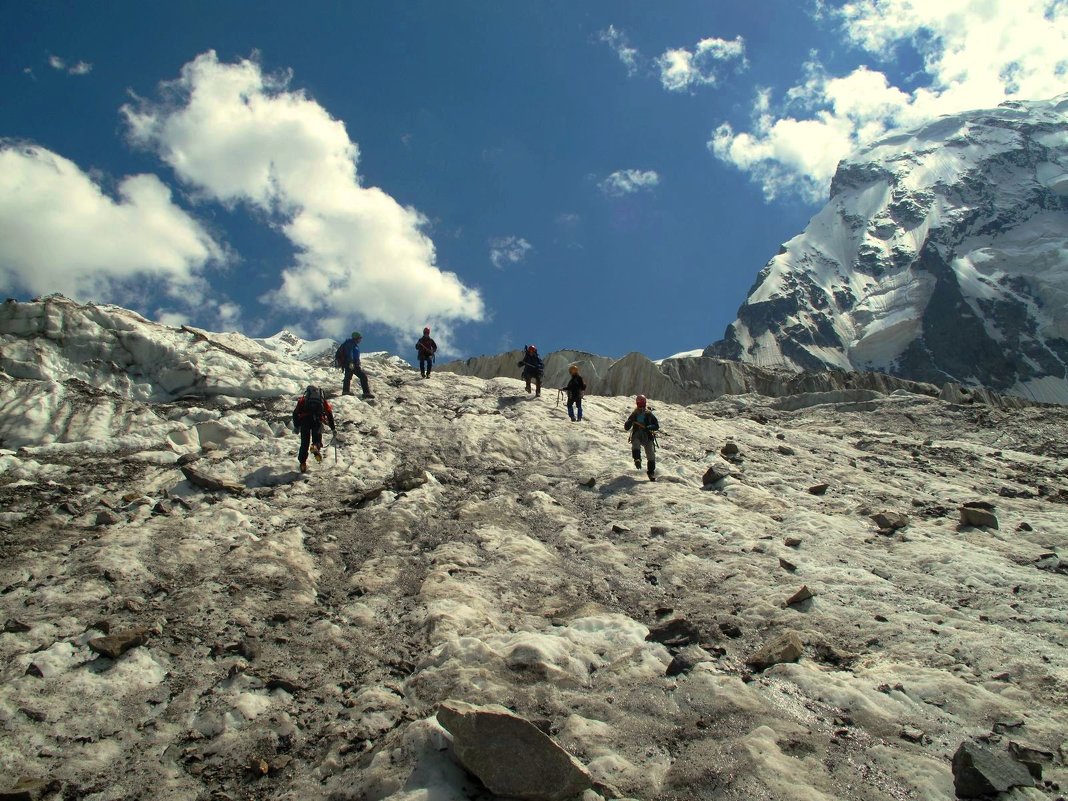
[303,386,326,420]
[334,342,347,369]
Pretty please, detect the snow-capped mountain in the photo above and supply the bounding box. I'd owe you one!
[1,296,1066,800]
[706,95,1068,405]
[254,329,336,363]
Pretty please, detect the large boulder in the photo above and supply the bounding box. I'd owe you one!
[436,700,592,801]
[951,742,1033,797]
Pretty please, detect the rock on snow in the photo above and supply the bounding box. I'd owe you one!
[1,296,1066,800]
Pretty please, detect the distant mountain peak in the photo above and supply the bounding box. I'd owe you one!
[706,94,1068,405]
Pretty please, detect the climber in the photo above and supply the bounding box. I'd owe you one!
[624,394,660,481]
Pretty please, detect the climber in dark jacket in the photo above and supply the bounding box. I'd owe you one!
[518,345,544,396]
[562,364,586,421]
[416,327,438,378]
[624,394,659,481]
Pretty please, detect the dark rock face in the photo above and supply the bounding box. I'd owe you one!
[951,742,1033,797]
[436,700,592,801]
[704,96,1068,404]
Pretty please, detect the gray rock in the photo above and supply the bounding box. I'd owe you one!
[784,537,802,547]
[4,619,32,633]
[808,483,829,495]
[180,466,244,495]
[900,726,925,743]
[701,464,730,486]
[778,557,797,572]
[951,742,1033,797]
[391,465,428,492]
[959,504,999,528]
[88,627,151,659]
[777,444,796,456]
[666,652,700,677]
[786,585,815,606]
[95,510,121,526]
[871,511,908,530]
[0,778,59,800]
[645,618,700,647]
[721,442,740,456]
[436,700,592,801]
[746,630,803,671]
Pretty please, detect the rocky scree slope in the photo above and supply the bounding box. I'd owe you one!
[705,94,1068,405]
[0,297,1066,801]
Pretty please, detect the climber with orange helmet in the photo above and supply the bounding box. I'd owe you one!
[624,394,660,481]
[518,345,544,396]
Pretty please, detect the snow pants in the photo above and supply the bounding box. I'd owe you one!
[632,436,655,475]
[343,364,371,396]
[299,423,324,465]
[524,371,542,395]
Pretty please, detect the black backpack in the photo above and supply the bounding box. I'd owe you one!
[334,343,347,369]
[303,386,325,420]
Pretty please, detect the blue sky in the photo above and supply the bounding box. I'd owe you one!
[2,1,1065,360]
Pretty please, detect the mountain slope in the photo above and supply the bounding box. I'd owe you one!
[706,95,1068,404]
[1,297,1066,800]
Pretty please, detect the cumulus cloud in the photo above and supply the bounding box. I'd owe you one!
[599,169,660,196]
[711,0,1068,201]
[488,236,532,269]
[122,51,485,339]
[657,36,746,92]
[49,55,92,75]
[0,143,223,301]
[599,25,640,76]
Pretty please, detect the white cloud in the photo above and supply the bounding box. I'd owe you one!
[488,236,532,269]
[0,143,223,300]
[711,0,1068,201]
[48,55,92,76]
[599,25,640,76]
[656,36,746,92]
[122,51,485,339]
[599,169,660,196]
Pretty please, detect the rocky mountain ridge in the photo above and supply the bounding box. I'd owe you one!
[439,348,1030,409]
[705,94,1068,405]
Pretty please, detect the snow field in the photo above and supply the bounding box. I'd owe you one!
[0,311,1066,799]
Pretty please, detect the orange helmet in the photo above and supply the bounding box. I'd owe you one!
[636,394,647,407]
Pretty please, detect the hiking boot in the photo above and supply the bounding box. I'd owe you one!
[342,390,353,396]
[299,462,308,474]
[310,444,322,462]
[362,393,375,399]
[648,471,656,482]
[634,459,642,470]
